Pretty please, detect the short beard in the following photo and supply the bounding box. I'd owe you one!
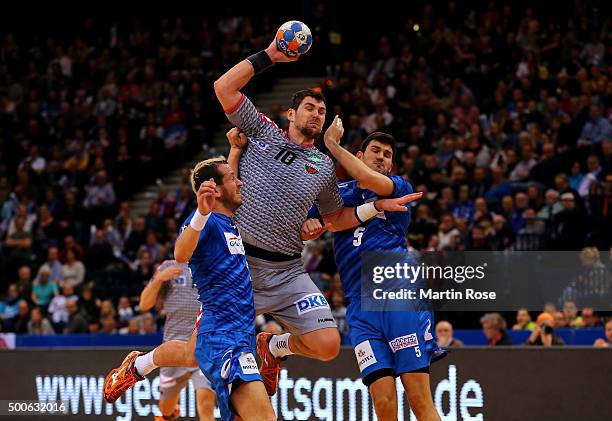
[298,125,321,140]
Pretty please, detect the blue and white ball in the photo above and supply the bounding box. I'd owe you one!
[275,21,313,57]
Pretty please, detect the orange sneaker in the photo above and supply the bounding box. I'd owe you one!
[256,332,283,396]
[154,404,180,420]
[103,351,145,403]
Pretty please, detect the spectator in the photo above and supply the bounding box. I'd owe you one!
[36,247,63,284]
[11,300,30,334]
[48,284,78,332]
[119,318,142,335]
[117,296,134,323]
[100,317,117,335]
[0,284,21,328]
[579,308,600,329]
[480,313,513,346]
[512,308,536,330]
[552,193,584,249]
[30,268,59,313]
[553,311,568,328]
[525,313,565,346]
[141,314,157,334]
[79,285,100,321]
[593,320,612,348]
[27,307,55,335]
[563,300,581,328]
[436,321,465,347]
[14,266,32,303]
[60,249,85,288]
[63,299,89,333]
[579,103,612,145]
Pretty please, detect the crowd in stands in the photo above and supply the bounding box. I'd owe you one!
[1,3,611,344]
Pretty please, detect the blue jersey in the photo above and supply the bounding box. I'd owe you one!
[311,176,414,298]
[180,211,255,335]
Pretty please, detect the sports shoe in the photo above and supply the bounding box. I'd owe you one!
[103,351,145,403]
[154,404,180,420]
[256,332,283,396]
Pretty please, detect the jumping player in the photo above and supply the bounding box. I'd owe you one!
[214,37,422,395]
[105,157,275,421]
[138,260,215,421]
[305,122,446,420]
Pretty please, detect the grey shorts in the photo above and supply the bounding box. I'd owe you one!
[159,366,212,400]
[248,256,337,335]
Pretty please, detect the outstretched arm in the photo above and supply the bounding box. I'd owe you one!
[322,193,423,232]
[175,179,217,263]
[324,116,394,196]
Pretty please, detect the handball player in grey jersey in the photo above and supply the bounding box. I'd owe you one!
[138,260,215,421]
[102,37,421,402]
[215,37,419,395]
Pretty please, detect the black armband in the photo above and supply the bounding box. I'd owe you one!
[246,50,274,74]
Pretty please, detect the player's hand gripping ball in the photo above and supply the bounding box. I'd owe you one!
[275,21,312,57]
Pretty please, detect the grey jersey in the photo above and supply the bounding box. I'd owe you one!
[153,260,200,341]
[227,94,343,255]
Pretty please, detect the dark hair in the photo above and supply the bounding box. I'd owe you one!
[360,132,397,157]
[291,89,326,110]
[190,156,227,193]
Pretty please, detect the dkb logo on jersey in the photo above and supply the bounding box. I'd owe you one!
[389,333,419,352]
[294,293,330,315]
[224,232,245,255]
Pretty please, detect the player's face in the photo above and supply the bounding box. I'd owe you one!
[217,164,243,211]
[290,97,326,139]
[358,140,394,174]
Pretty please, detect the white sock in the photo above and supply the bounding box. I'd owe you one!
[269,333,294,358]
[134,349,158,376]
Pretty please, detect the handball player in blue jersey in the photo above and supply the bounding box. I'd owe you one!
[104,157,275,421]
[305,119,445,421]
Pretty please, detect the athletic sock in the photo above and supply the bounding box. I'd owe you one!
[134,349,158,376]
[269,333,294,358]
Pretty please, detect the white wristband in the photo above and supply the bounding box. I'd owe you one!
[189,210,211,231]
[355,202,379,223]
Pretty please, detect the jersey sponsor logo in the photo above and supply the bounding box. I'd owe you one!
[294,293,330,315]
[305,163,319,174]
[318,318,334,323]
[354,340,377,372]
[238,352,259,375]
[224,232,245,255]
[253,139,269,150]
[389,333,419,352]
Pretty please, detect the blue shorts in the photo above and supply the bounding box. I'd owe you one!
[194,330,262,421]
[347,301,446,386]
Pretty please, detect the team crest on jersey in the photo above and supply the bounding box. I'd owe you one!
[306,151,322,163]
[389,333,419,352]
[224,232,245,255]
[305,164,319,174]
[295,293,329,314]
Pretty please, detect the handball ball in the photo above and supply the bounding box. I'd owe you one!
[275,21,312,57]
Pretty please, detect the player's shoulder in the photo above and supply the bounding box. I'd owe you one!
[389,175,413,195]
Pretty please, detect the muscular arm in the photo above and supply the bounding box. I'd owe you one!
[324,116,394,196]
[325,140,394,196]
[174,225,201,264]
[321,207,365,232]
[213,60,256,112]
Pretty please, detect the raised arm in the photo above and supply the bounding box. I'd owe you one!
[324,116,394,196]
[139,264,182,312]
[174,179,216,263]
[213,40,297,112]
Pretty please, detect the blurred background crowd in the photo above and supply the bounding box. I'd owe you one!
[0,1,610,346]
